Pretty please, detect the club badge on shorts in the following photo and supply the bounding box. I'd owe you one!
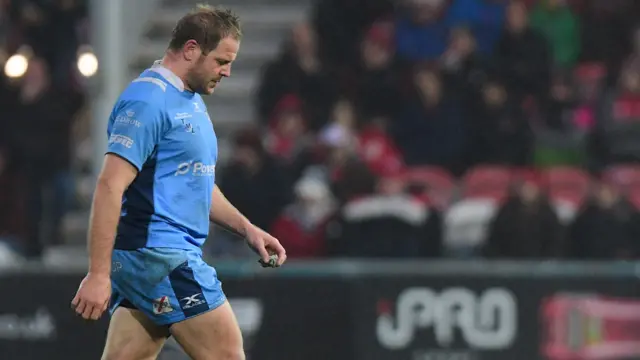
[152,296,174,315]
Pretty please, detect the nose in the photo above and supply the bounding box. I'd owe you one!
[220,64,231,77]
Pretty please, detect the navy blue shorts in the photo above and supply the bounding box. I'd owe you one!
[109,248,226,326]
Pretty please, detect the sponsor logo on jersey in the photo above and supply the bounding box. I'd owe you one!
[175,161,216,176]
[108,134,134,148]
[114,109,141,127]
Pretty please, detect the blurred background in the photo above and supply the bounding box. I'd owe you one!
[1,0,640,359]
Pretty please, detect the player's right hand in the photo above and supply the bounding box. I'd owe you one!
[71,272,112,320]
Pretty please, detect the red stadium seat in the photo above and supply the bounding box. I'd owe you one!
[602,164,640,194]
[401,166,455,209]
[510,167,540,185]
[461,165,512,202]
[542,166,591,207]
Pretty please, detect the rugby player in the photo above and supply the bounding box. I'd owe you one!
[71,6,286,360]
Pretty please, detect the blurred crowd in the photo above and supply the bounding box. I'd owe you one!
[2,0,640,262]
[0,0,88,257]
[212,0,640,260]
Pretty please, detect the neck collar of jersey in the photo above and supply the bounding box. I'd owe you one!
[150,60,185,92]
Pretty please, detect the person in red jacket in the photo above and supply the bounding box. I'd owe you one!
[270,176,336,258]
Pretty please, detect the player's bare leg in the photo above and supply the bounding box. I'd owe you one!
[171,301,244,360]
[102,307,170,360]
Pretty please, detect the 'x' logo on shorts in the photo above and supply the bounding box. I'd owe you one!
[181,293,202,306]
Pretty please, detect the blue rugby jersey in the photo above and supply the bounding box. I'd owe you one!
[106,61,217,251]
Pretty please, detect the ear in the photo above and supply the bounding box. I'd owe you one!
[183,40,201,61]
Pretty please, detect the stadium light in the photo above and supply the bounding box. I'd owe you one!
[4,53,28,78]
[77,47,98,77]
[4,45,32,79]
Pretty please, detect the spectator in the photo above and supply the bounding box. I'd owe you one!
[326,174,441,258]
[441,26,494,111]
[48,0,87,85]
[13,2,52,60]
[8,0,87,84]
[590,66,640,167]
[290,99,359,183]
[312,0,393,67]
[470,77,534,166]
[579,0,635,83]
[573,64,607,132]
[484,177,564,259]
[356,115,404,178]
[529,0,580,68]
[7,57,81,256]
[392,66,468,174]
[270,176,336,258]
[608,67,640,123]
[257,22,334,130]
[217,128,292,232]
[494,0,552,102]
[395,0,450,61]
[319,99,358,150]
[332,157,377,204]
[543,70,578,131]
[446,0,508,55]
[568,183,640,259]
[352,21,402,118]
[265,94,313,165]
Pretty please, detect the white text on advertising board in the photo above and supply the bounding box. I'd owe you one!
[377,287,517,350]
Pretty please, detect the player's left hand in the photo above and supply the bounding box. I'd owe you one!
[245,224,287,267]
[71,272,111,321]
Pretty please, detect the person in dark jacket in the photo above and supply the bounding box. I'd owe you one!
[256,22,335,131]
[326,175,442,258]
[391,66,468,175]
[568,183,640,260]
[494,0,552,103]
[484,177,564,259]
[216,128,292,232]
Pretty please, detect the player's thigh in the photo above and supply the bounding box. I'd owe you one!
[170,300,244,360]
[102,307,170,360]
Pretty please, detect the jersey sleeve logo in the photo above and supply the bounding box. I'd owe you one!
[108,134,134,148]
[114,109,142,127]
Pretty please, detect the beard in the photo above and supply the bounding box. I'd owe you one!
[186,59,220,95]
[186,71,218,95]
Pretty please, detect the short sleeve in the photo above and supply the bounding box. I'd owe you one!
[106,100,166,171]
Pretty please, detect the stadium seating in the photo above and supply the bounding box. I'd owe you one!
[461,165,512,203]
[401,166,455,209]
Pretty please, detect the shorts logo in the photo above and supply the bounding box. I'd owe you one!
[181,293,206,310]
[152,296,173,315]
